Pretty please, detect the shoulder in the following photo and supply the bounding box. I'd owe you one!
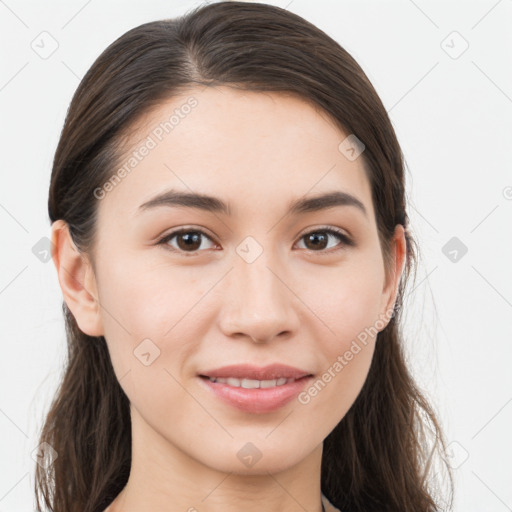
[321,493,342,512]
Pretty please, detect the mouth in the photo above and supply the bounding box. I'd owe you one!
[197,364,314,413]
[199,375,308,389]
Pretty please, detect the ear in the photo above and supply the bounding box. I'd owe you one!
[378,224,407,329]
[50,220,104,337]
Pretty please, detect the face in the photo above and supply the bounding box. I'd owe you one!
[58,86,404,475]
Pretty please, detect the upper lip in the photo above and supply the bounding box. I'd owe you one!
[199,364,313,380]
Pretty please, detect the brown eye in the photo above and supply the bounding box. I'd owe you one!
[175,232,202,251]
[158,226,353,257]
[159,229,216,255]
[303,232,329,250]
[297,228,353,253]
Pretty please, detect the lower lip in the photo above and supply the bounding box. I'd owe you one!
[198,375,313,414]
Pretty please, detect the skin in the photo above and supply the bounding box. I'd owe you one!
[51,86,406,512]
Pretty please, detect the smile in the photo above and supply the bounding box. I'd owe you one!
[205,376,298,388]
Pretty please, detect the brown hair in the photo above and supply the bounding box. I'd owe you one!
[38,2,453,511]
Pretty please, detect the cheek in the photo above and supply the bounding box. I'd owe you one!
[296,257,383,412]
[96,254,212,387]
[298,275,380,423]
[299,339,375,430]
[303,258,385,346]
[98,252,205,337]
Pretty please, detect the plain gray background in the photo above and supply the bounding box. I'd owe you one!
[1,0,511,510]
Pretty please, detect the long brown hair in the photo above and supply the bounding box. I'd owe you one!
[37,2,453,511]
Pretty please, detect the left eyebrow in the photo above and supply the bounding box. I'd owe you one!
[137,189,368,218]
[288,191,367,218]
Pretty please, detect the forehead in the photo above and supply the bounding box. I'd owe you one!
[99,85,374,221]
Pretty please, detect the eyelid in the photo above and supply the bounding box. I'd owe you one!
[295,226,354,254]
[156,225,354,256]
[157,226,219,255]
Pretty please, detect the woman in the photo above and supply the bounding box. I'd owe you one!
[36,2,453,511]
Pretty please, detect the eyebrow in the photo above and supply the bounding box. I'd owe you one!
[138,189,367,218]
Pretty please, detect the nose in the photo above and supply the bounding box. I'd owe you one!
[218,249,300,344]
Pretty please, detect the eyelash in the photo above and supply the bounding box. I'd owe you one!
[156,226,354,257]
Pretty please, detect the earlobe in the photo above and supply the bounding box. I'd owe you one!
[50,220,104,337]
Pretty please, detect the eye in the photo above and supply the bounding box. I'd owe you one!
[296,227,354,254]
[157,226,354,256]
[157,228,217,256]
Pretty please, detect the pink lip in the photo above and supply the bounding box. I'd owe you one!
[197,364,314,414]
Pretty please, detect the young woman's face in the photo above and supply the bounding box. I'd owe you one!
[82,86,403,474]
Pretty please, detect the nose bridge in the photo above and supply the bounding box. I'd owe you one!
[219,238,298,342]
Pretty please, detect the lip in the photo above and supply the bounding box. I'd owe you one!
[197,364,314,414]
[198,363,312,381]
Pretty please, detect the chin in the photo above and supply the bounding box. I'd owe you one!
[196,437,315,476]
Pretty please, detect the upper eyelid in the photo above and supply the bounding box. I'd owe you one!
[158,226,352,249]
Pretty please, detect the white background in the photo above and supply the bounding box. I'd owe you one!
[1,0,511,510]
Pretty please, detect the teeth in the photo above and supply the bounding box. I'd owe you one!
[240,378,260,389]
[207,376,297,388]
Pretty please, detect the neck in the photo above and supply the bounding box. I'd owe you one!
[108,407,324,512]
